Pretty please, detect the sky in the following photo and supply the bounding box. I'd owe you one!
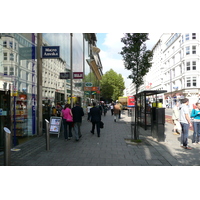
[96,33,162,89]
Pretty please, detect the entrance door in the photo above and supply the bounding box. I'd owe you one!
[0,90,11,151]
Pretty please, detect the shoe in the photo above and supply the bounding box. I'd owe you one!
[79,135,82,138]
[173,132,178,135]
[180,146,185,148]
[185,146,192,150]
[192,143,196,145]
[90,131,94,134]
[76,139,79,141]
[114,119,116,122]
[98,135,100,137]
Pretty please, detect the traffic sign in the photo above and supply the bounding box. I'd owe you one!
[85,82,93,87]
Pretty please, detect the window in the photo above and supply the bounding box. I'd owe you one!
[193,77,197,86]
[14,42,17,50]
[10,67,14,75]
[192,33,196,39]
[3,41,7,47]
[9,41,13,48]
[186,46,190,55]
[186,77,191,87]
[10,53,14,61]
[192,61,196,70]
[185,33,189,40]
[192,46,196,54]
[186,62,190,70]
[4,67,8,75]
[3,53,7,60]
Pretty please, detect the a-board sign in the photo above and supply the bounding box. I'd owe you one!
[49,117,62,138]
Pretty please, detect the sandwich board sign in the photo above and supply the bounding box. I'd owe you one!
[49,117,62,138]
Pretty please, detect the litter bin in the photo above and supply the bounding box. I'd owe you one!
[151,107,165,142]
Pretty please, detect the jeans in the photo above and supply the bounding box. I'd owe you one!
[192,121,200,143]
[180,122,189,147]
[63,119,73,139]
[91,121,100,136]
[74,122,82,140]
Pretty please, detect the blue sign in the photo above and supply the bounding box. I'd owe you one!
[41,46,60,59]
[0,108,2,116]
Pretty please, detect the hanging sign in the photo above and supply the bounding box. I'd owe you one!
[41,46,60,59]
[73,72,84,79]
[60,72,70,79]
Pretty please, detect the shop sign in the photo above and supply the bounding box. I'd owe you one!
[19,47,37,60]
[0,108,2,116]
[91,91,97,95]
[84,91,91,95]
[73,72,84,79]
[41,46,60,59]
[60,72,70,79]
[85,82,93,87]
[91,87,98,91]
[75,83,82,87]
[84,87,92,91]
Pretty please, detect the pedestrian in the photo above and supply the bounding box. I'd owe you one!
[113,102,120,122]
[72,102,84,141]
[61,104,73,140]
[87,103,92,121]
[190,102,200,145]
[172,101,181,135]
[56,103,63,117]
[118,101,123,119]
[110,103,114,115]
[90,102,101,137]
[179,98,192,150]
[103,103,108,116]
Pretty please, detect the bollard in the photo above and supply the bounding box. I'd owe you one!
[45,119,50,151]
[4,127,11,166]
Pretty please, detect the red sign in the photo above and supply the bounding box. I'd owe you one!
[91,87,98,91]
[73,72,84,79]
[127,96,135,107]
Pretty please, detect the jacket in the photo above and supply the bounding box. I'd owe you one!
[90,106,101,122]
[190,108,200,120]
[72,106,84,123]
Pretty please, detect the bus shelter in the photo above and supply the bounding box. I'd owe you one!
[132,90,167,130]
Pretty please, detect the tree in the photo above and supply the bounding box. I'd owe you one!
[100,69,125,102]
[120,33,153,140]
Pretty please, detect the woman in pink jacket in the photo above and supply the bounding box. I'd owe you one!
[61,104,73,140]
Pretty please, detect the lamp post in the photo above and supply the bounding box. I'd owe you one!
[70,33,73,108]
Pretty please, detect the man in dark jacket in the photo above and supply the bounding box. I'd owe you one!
[90,102,101,137]
[72,102,84,141]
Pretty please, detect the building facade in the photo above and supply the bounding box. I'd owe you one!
[0,33,103,149]
[144,33,200,108]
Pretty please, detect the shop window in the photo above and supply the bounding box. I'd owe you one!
[192,33,196,39]
[4,67,8,75]
[186,46,190,55]
[192,46,196,54]
[186,62,190,70]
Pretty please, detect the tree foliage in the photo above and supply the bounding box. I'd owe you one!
[120,33,153,91]
[100,69,125,101]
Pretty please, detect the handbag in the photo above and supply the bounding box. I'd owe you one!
[100,121,104,128]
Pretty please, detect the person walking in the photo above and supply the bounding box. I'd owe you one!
[172,101,181,135]
[118,102,123,119]
[61,104,73,140]
[113,102,120,122]
[72,102,84,141]
[87,103,92,121]
[90,102,101,137]
[179,98,192,150]
[190,102,200,145]
[110,103,114,116]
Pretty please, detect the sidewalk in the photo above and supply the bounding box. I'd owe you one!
[0,109,199,166]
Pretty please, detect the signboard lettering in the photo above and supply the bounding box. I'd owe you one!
[60,72,70,79]
[49,117,62,138]
[73,72,84,79]
[41,46,60,59]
